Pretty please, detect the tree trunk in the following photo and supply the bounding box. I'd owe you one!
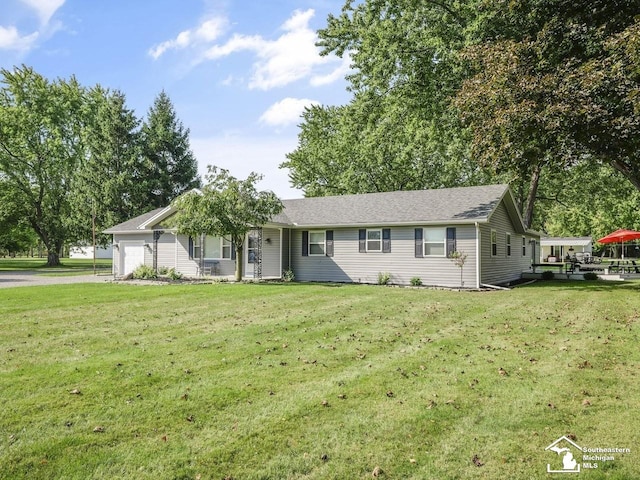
[235,245,243,282]
[522,164,542,229]
[47,250,61,267]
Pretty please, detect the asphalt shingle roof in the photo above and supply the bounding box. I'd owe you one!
[275,184,510,227]
[103,207,166,233]
[104,184,512,232]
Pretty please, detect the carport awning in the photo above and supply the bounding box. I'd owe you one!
[540,237,591,247]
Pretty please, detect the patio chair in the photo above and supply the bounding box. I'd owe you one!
[608,261,620,273]
[632,261,640,274]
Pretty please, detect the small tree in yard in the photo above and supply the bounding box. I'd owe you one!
[449,250,468,288]
[171,166,283,282]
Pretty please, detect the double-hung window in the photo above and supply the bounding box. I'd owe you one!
[204,236,232,259]
[424,227,446,256]
[522,237,527,256]
[366,229,382,252]
[506,233,512,256]
[309,231,326,255]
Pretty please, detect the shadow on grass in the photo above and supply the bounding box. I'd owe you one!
[515,279,640,292]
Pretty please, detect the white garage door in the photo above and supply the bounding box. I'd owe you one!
[122,244,145,276]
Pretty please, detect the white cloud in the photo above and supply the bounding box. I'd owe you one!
[311,54,351,87]
[203,9,345,90]
[0,0,64,52]
[152,8,349,89]
[0,25,39,51]
[191,133,301,198]
[20,0,65,25]
[201,8,338,90]
[260,97,319,127]
[149,16,228,59]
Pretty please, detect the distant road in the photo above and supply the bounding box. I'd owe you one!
[0,270,113,289]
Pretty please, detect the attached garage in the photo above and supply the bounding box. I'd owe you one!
[121,243,145,276]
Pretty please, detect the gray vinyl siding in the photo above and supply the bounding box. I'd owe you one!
[156,232,175,271]
[290,225,478,287]
[175,234,199,276]
[480,202,532,285]
[112,233,153,276]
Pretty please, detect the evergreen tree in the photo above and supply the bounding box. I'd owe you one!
[70,86,147,245]
[141,91,201,208]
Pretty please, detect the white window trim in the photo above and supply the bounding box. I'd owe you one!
[309,230,326,256]
[506,232,512,257]
[423,227,447,257]
[366,228,383,252]
[491,229,497,257]
[204,235,232,260]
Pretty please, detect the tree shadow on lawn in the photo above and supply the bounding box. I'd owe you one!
[516,279,640,293]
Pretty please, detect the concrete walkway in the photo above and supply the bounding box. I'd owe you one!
[0,270,113,289]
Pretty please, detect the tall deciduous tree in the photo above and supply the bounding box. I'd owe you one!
[289,0,640,231]
[455,0,640,226]
[70,86,146,246]
[0,66,85,266]
[171,166,283,282]
[284,0,491,197]
[141,91,200,208]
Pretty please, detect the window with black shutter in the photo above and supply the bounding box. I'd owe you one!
[414,228,423,257]
[382,228,391,253]
[446,227,457,257]
[326,230,334,257]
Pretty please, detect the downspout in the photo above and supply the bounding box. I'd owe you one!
[475,222,481,289]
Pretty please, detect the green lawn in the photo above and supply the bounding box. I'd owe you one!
[0,257,112,275]
[0,281,638,479]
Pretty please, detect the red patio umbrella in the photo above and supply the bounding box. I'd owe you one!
[597,229,640,259]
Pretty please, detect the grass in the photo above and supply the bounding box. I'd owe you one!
[0,257,112,275]
[0,280,639,479]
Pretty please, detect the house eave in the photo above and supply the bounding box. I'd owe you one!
[288,218,490,229]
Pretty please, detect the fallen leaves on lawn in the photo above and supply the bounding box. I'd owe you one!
[372,465,383,477]
[472,454,484,466]
[93,426,105,433]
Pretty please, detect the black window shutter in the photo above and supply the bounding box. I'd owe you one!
[414,228,423,258]
[188,236,194,259]
[446,227,457,256]
[382,228,391,253]
[359,229,366,253]
[326,230,334,257]
[231,242,236,260]
[302,231,309,256]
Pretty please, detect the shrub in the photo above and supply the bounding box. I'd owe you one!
[282,269,295,282]
[410,277,422,286]
[167,268,182,280]
[583,272,599,281]
[377,272,391,285]
[132,264,157,280]
[158,266,169,275]
[541,270,554,280]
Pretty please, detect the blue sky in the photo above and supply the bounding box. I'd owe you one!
[0,0,353,198]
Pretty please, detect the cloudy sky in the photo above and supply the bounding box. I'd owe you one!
[0,0,353,198]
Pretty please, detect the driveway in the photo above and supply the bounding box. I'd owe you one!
[0,270,113,289]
